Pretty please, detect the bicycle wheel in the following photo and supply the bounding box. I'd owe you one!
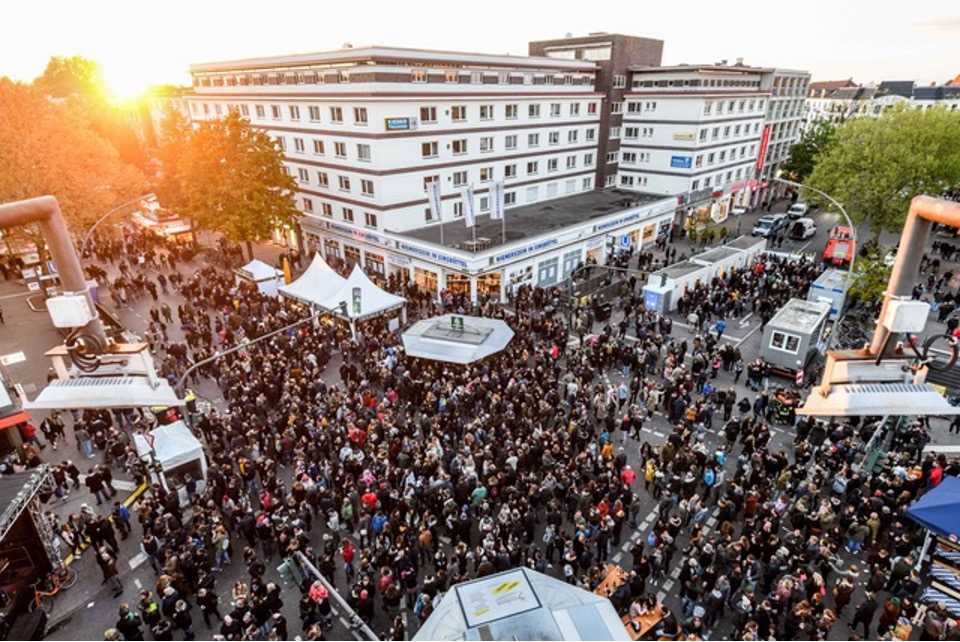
[60,567,78,590]
[38,595,54,615]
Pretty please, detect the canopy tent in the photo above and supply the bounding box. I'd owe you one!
[320,264,406,322]
[133,421,207,503]
[278,253,346,306]
[235,259,283,296]
[402,314,515,364]
[906,476,960,537]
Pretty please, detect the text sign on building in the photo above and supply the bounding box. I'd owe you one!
[672,132,696,142]
[395,241,468,269]
[756,124,772,171]
[385,117,411,131]
[492,238,559,264]
[670,155,693,169]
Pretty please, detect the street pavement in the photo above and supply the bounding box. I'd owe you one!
[0,218,954,640]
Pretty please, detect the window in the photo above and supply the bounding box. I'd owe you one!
[691,180,700,191]
[712,127,720,140]
[645,101,657,111]
[504,191,517,206]
[424,207,434,222]
[302,198,313,213]
[621,152,637,164]
[504,164,517,178]
[411,69,427,83]
[357,144,371,161]
[479,104,494,120]
[699,129,707,142]
[550,103,561,117]
[297,168,309,182]
[342,208,354,223]
[422,141,438,157]
[317,172,329,187]
[771,331,801,354]
[610,126,621,139]
[505,104,518,119]
[480,136,494,153]
[568,130,579,143]
[707,152,715,164]
[214,104,222,116]
[627,101,640,113]
[566,155,576,169]
[549,131,560,145]
[606,151,618,164]
[582,177,593,190]
[419,106,437,123]
[695,155,703,168]
[625,126,638,139]
[294,137,305,152]
[453,201,464,218]
[364,212,378,228]
[255,105,265,118]
[275,136,285,151]
[734,124,741,136]
[569,102,581,116]
[480,167,493,182]
[313,139,325,155]
[528,133,540,147]
[704,101,712,115]
[584,153,594,165]
[338,176,351,191]
[723,126,731,138]
[240,104,249,117]
[505,135,518,150]
[361,179,374,196]
[547,158,559,172]
[479,196,490,211]
[611,102,623,114]
[605,175,616,187]
[353,107,367,125]
[587,102,598,114]
[334,142,347,158]
[642,127,654,138]
[330,106,343,122]
[321,203,333,218]
[452,139,468,155]
[719,150,726,162]
[271,104,281,119]
[528,104,541,118]
[620,175,635,187]
[585,128,596,142]
[613,74,626,88]
[289,105,301,120]
[451,105,467,121]
[422,175,439,191]
[453,170,468,186]
[309,105,321,121]
[527,161,539,175]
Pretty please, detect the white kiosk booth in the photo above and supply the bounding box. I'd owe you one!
[133,421,208,505]
[235,259,283,297]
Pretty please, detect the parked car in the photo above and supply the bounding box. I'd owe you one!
[789,218,817,240]
[823,225,855,266]
[752,214,787,238]
[787,202,809,220]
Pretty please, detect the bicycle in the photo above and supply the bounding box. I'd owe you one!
[28,565,78,614]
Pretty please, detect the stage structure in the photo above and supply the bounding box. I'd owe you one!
[402,314,515,364]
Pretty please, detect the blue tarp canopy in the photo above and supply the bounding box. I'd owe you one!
[906,476,960,537]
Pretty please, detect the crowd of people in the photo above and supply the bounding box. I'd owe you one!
[11,222,959,642]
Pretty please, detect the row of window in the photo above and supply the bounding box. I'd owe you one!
[290,167,376,196]
[277,136,372,162]
[632,77,762,90]
[195,68,594,88]
[419,128,596,157]
[696,121,763,142]
[300,176,596,226]
[693,144,757,168]
[689,164,752,191]
[703,98,766,116]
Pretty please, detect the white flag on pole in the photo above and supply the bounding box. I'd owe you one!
[428,180,443,222]
[490,181,505,220]
[463,185,477,228]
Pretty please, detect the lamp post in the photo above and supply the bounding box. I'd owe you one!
[79,193,154,255]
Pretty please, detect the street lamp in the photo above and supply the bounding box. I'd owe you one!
[79,193,155,255]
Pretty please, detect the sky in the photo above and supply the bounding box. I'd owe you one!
[2,0,958,98]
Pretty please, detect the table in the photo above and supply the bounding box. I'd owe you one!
[593,564,628,597]
[621,607,664,641]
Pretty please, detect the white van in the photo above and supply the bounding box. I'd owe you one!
[787,202,809,220]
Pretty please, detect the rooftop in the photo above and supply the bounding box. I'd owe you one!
[769,298,831,333]
[654,260,706,280]
[191,45,597,74]
[693,246,741,264]
[630,63,771,74]
[394,189,666,251]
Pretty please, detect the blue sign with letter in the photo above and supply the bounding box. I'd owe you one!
[670,155,692,169]
[385,117,411,131]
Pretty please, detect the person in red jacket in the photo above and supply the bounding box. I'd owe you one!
[340,538,355,579]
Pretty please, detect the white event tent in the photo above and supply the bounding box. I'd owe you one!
[321,265,407,338]
[278,253,347,306]
[235,259,283,296]
[133,421,208,504]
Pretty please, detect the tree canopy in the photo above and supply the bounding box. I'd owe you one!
[806,106,960,237]
[0,78,146,232]
[34,56,108,103]
[779,120,835,183]
[156,110,298,257]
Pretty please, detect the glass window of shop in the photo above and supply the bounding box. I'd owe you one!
[562,250,581,279]
[477,272,501,299]
[642,224,656,243]
[538,257,559,286]
[323,239,341,259]
[364,252,385,276]
[415,267,438,293]
[445,273,470,295]
[344,245,361,268]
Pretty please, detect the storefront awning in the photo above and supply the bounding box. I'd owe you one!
[0,411,30,431]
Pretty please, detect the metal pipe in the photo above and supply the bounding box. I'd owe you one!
[0,196,106,343]
[293,551,379,641]
[869,195,960,354]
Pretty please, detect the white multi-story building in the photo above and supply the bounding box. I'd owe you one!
[617,63,770,214]
[757,69,810,195]
[188,44,678,300]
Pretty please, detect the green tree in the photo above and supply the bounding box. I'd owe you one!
[0,78,146,238]
[34,55,108,102]
[847,247,892,305]
[806,106,960,238]
[779,120,835,183]
[158,111,298,258]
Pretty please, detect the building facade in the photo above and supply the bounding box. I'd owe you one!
[528,33,665,189]
[756,68,810,197]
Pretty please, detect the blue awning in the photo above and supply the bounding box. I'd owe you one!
[907,476,960,537]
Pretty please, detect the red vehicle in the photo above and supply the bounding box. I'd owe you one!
[823,225,855,266]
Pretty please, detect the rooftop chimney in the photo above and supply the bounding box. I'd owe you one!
[735,57,744,66]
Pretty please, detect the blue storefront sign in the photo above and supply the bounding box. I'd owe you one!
[385,117,411,131]
[395,241,468,268]
[670,155,693,169]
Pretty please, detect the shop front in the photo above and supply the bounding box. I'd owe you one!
[323,239,341,263]
[445,272,471,296]
[477,272,501,299]
[344,245,361,268]
[415,267,439,294]
[364,251,385,278]
[271,223,301,250]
